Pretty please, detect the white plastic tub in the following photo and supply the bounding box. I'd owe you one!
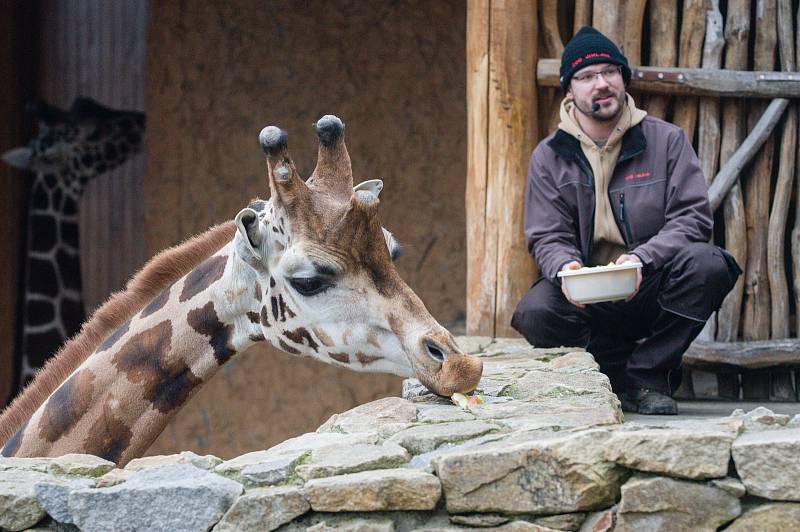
[557,263,642,304]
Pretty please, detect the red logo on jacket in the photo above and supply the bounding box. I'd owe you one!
[624,171,651,181]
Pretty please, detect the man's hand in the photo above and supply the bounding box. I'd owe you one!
[560,261,585,308]
[615,253,643,301]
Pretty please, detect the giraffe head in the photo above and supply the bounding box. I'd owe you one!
[234,115,482,396]
[2,97,145,190]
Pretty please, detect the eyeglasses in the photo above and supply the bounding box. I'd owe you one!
[572,66,622,85]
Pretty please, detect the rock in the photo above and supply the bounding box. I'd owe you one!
[454,335,494,354]
[47,454,115,477]
[305,468,441,511]
[710,477,747,498]
[578,507,615,532]
[434,429,626,514]
[732,406,791,430]
[68,464,243,532]
[125,451,222,471]
[615,475,740,531]
[0,457,53,473]
[603,428,733,479]
[34,477,94,524]
[416,404,476,423]
[214,486,309,531]
[732,428,800,500]
[95,468,134,488]
[533,513,586,531]
[789,414,800,427]
[317,397,418,434]
[450,514,511,527]
[307,518,396,532]
[266,431,380,456]
[240,454,304,486]
[548,352,598,372]
[295,442,410,480]
[725,502,800,531]
[0,469,51,531]
[388,420,505,455]
[215,449,301,479]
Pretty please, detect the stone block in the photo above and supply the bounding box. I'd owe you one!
[295,442,410,480]
[0,469,51,531]
[125,450,222,471]
[34,477,94,525]
[725,502,800,531]
[388,420,505,455]
[731,428,800,500]
[214,485,309,531]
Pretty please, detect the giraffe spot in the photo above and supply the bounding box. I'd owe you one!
[140,286,171,318]
[113,320,202,413]
[27,328,66,367]
[82,405,133,464]
[1,419,29,457]
[43,173,57,188]
[329,352,349,364]
[104,142,118,160]
[60,220,79,248]
[26,300,55,326]
[38,369,96,442]
[30,215,57,252]
[249,333,266,342]
[278,295,288,321]
[278,338,301,355]
[31,182,49,209]
[284,327,319,352]
[272,226,279,233]
[387,313,405,339]
[247,311,261,324]
[312,327,335,347]
[356,352,381,365]
[29,258,59,297]
[97,319,131,353]
[56,248,81,290]
[179,255,228,302]
[62,196,78,216]
[260,305,271,328]
[254,281,262,302]
[269,277,276,288]
[187,302,236,365]
[271,296,279,322]
[52,188,63,210]
[61,298,85,338]
[367,332,381,349]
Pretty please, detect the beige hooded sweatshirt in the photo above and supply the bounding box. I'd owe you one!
[558,94,648,266]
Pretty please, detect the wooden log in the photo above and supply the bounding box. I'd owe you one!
[645,0,678,119]
[671,0,707,141]
[573,0,591,34]
[792,0,800,349]
[465,0,494,336]
[488,0,539,337]
[685,338,800,370]
[540,0,563,57]
[536,59,800,98]
[622,0,647,66]
[592,0,623,48]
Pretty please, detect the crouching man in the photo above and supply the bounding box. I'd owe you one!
[511,26,741,414]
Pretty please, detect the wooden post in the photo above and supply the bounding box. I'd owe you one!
[466,0,538,337]
[791,0,800,359]
[573,0,591,34]
[646,0,678,120]
[671,0,706,140]
[592,0,623,47]
[622,0,646,66]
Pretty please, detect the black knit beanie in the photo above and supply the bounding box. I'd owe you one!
[560,26,631,93]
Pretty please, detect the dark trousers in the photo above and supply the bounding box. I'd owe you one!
[511,243,741,395]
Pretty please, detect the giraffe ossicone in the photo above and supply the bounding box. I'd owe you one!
[0,114,482,465]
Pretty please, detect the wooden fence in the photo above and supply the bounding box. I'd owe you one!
[467,0,800,401]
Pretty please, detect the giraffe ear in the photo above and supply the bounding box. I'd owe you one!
[353,179,383,198]
[2,147,34,169]
[235,208,266,265]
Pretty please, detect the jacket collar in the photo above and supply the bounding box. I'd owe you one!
[547,121,647,164]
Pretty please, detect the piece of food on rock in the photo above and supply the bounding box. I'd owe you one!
[451,392,485,409]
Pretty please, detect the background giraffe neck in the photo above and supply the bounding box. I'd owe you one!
[15,171,85,390]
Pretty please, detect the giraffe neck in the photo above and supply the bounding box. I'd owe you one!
[16,171,85,389]
[3,241,262,465]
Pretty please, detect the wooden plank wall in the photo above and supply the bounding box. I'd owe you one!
[38,0,148,313]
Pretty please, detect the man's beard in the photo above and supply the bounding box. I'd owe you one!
[577,90,624,122]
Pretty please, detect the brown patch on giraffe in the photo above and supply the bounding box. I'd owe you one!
[247,311,261,324]
[0,221,235,446]
[329,352,349,364]
[140,286,171,318]
[254,280,262,302]
[1,419,29,457]
[179,254,228,302]
[278,338,301,355]
[284,327,319,352]
[82,404,133,464]
[342,328,352,345]
[356,352,380,365]
[271,296,279,322]
[274,241,285,252]
[113,320,202,413]
[312,327,334,347]
[37,369,96,442]
[96,319,131,353]
[278,295,289,321]
[249,333,266,342]
[260,305,271,328]
[187,302,236,365]
[366,331,381,349]
[387,313,405,339]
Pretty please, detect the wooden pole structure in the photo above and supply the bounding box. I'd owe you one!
[592,0,623,48]
[622,0,646,67]
[540,0,563,138]
[646,0,678,119]
[671,0,706,141]
[466,0,538,337]
[573,0,591,34]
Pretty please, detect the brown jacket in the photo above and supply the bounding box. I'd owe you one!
[525,114,713,281]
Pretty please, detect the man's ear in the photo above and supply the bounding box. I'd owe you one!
[235,207,265,261]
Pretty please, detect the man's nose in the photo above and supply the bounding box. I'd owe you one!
[594,74,610,89]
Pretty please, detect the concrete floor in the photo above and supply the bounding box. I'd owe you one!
[625,400,800,422]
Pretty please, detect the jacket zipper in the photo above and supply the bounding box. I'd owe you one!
[619,192,634,245]
[576,156,595,262]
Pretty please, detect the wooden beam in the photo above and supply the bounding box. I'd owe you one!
[537,59,800,98]
[685,339,800,371]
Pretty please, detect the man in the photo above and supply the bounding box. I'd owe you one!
[511,26,741,415]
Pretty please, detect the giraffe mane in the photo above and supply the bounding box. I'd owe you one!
[0,221,236,446]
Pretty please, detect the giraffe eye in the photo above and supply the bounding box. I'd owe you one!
[289,276,332,296]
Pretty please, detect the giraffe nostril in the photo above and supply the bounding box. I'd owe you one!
[424,341,447,363]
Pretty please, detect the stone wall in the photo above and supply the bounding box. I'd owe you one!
[2,338,799,531]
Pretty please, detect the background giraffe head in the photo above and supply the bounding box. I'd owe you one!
[2,97,145,190]
[235,115,483,396]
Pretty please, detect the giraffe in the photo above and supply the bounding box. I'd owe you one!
[0,115,483,465]
[2,97,145,395]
